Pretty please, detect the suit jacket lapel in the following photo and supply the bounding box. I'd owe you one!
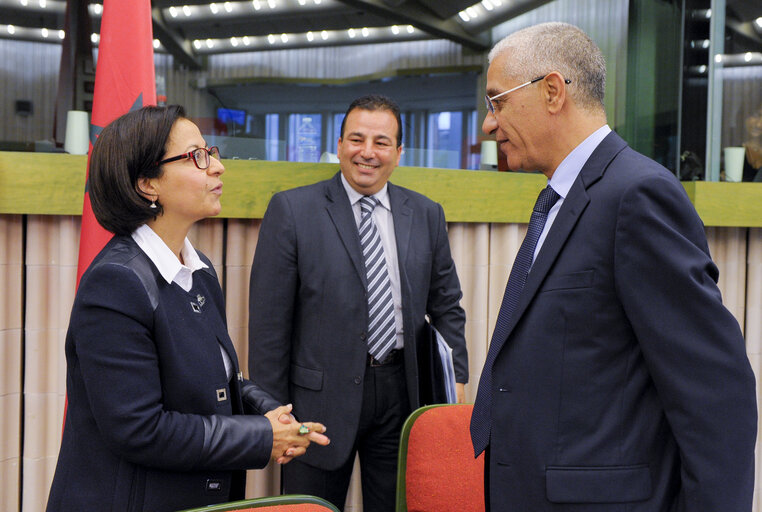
[499,131,628,340]
[389,183,413,270]
[324,172,367,287]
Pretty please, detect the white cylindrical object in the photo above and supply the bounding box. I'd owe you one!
[64,110,90,155]
[480,140,498,169]
[723,146,745,182]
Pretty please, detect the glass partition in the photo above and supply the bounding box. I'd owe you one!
[201,107,483,170]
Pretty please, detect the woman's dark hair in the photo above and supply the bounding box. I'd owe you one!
[89,105,186,235]
[340,94,403,147]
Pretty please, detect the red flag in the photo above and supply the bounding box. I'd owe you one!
[76,0,157,286]
[66,0,157,431]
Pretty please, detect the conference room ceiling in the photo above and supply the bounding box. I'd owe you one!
[0,0,553,68]
[0,0,760,70]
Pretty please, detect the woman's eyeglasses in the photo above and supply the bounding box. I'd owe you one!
[156,146,221,170]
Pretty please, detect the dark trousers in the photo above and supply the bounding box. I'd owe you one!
[283,359,410,512]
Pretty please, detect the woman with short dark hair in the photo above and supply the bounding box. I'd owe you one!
[47,105,329,512]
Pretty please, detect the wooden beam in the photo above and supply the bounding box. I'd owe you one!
[3,152,762,227]
[334,0,490,51]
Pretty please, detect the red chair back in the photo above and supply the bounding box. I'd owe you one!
[397,404,485,512]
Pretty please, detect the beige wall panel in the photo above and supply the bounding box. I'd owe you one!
[1,457,20,512]
[487,223,527,342]
[227,265,252,365]
[0,215,22,512]
[22,392,65,511]
[1,216,24,331]
[25,216,80,267]
[226,220,261,267]
[0,392,21,463]
[226,219,261,374]
[229,219,281,498]
[24,328,66,395]
[24,216,79,512]
[747,229,762,355]
[448,222,490,401]
[22,454,58,512]
[706,227,747,329]
[0,329,22,398]
[189,218,225,281]
[0,215,23,264]
[0,267,23,332]
[245,465,280,498]
[6,215,759,511]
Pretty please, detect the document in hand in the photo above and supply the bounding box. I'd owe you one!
[431,324,457,404]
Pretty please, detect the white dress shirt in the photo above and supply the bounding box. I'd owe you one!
[341,174,405,349]
[131,224,234,379]
[534,124,612,263]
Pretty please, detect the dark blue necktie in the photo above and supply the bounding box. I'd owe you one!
[470,185,561,455]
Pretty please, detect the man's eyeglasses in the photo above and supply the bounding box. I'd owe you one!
[156,146,221,170]
[484,75,572,114]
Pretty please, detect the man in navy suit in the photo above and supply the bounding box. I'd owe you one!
[471,22,756,511]
[249,94,468,512]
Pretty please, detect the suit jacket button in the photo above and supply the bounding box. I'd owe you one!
[360,333,367,341]
[354,376,362,385]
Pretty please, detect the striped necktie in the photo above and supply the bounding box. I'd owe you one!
[359,196,397,361]
[470,185,561,455]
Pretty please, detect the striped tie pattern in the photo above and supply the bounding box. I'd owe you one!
[359,196,397,361]
[470,185,561,455]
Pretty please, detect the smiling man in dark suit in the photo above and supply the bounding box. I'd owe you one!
[249,94,468,512]
[470,22,756,511]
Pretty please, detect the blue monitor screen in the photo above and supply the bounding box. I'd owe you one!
[217,107,246,126]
